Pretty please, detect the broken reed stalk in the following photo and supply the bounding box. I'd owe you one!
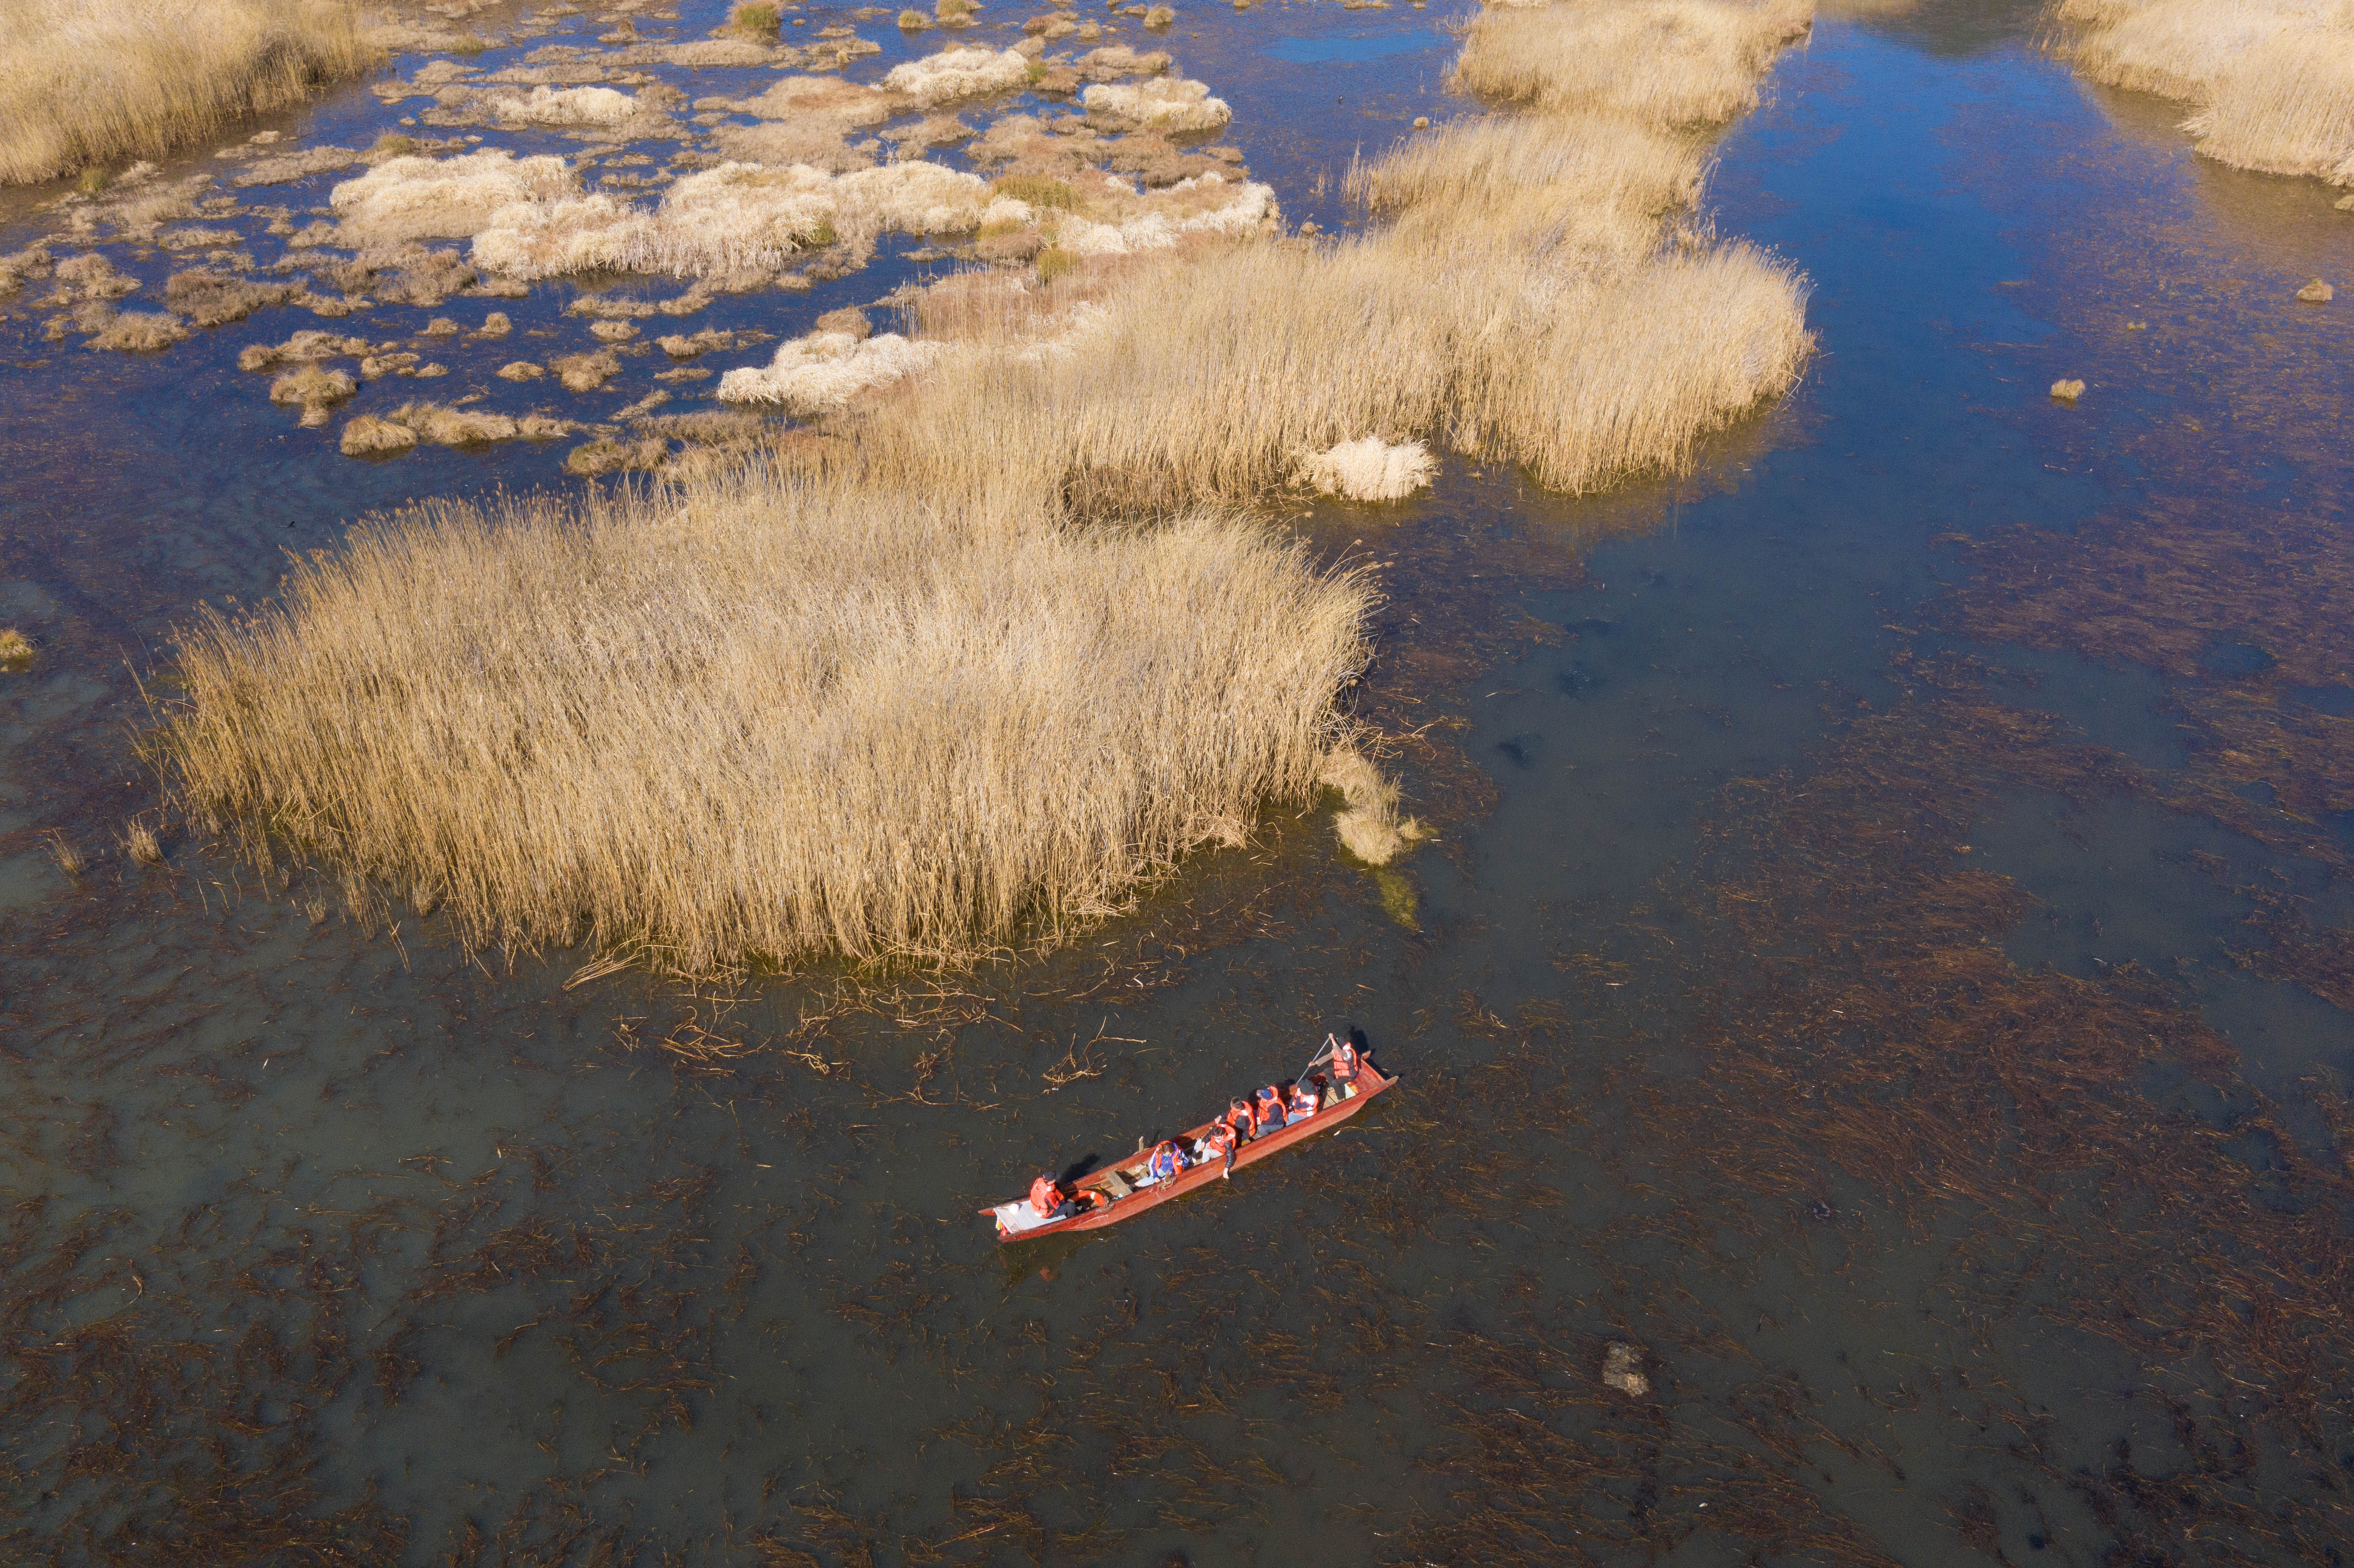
[159,473,1375,976]
[0,0,380,185]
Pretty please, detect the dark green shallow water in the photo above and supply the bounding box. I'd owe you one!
[5,1,2353,1562]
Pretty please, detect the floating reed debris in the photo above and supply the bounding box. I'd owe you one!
[158,473,1375,975]
[0,0,379,185]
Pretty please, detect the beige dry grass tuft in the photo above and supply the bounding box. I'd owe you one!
[2051,0,2354,180]
[160,477,1374,974]
[0,0,378,185]
[1452,0,1815,128]
[1297,437,1438,502]
[124,819,164,866]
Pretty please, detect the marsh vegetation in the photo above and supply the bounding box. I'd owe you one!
[148,0,1820,974]
[0,0,377,185]
[163,481,1374,974]
[2050,0,2354,182]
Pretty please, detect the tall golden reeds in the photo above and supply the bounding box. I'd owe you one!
[0,0,378,185]
[1451,0,1815,128]
[830,112,1811,513]
[160,475,1375,974]
[157,0,1820,976]
[2050,0,2354,181]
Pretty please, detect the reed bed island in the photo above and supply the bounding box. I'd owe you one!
[2049,0,2354,182]
[0,0,376,186]
[156,0,1820,977]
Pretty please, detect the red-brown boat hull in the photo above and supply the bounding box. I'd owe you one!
[984,1062,1394,1242]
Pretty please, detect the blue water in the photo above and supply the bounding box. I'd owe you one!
[1261,30,1446,63]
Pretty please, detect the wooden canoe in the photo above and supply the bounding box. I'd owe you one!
[982,1059,1395,1243]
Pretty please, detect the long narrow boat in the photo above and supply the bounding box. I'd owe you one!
[982,1058,1395,1242]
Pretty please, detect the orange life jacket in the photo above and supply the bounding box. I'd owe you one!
[1223,1103,1255,1139]
[1332,1039,1361,1081]
[1205,1123,1236,1158]
[1252,1086,1284,1130]
[1286,1085,1318,1123]
[1028,1174,1062,1217]
[1149,1139,1188,1180]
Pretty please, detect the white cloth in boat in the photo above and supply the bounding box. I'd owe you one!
[993,1200,1059,1235]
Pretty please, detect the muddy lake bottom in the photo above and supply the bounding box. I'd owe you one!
[5,1,2354,1563]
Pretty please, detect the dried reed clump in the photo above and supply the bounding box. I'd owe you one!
[2050,377,2086,400]
[159,476,1374,974]
[1452,0,1815,127]
[1345,112,1706,259]
[1319,745,1425,864]
[550,349,621,390]
[385,402,519,446]
[339,414,417,456]
[269,364,357,426]
[124,819,164,866]
[2052,0,2354,180]
[0,0,379,185]
[493,86,641,128]
[716,330,944,412]
[1297,437,1437,501]
[2298,277,2334,302]
[849,149,1809,511]
[1081,78,1233,133]
[84,311,189,352]
[42,830,83,878]
[882,46,1034,106]
[0,627,32,669]
[1445,239,1815,493]
[339,152,1001,280]
[331,150,579,243]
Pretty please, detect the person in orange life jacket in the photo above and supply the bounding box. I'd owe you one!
[1252,1084,1285,1134]
[1222,1098,1257,1144]
[1201,1118,1238,1178]
[1326,1032,1363,1103]
[1284,1080,1319,1125]
[1028,1173,1080,1222]
[1147,1138,1190,1182]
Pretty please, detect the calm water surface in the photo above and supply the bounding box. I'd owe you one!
[4,1,2352,1563]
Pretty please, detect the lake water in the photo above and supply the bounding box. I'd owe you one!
[5,0,2352,1562]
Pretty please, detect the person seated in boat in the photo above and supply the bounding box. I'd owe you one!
[1028,1172,1081,1223]
[1222,1097,1258,1144]
[1144,1138,1191,1184]
[1200,1117,1238,1178]
[1326,1033,1364,1103]
[1252,1084,1286,1135]
[1284,1080,1320,1125]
